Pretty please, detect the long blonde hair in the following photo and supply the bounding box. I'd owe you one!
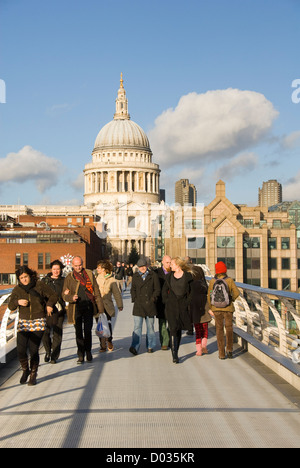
[172,256,193,273]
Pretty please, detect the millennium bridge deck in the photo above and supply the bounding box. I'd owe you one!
[0,289,299,449]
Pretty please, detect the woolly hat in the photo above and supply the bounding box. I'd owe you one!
[215,261,227,275]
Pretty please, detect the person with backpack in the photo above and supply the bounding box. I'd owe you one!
[207,261,240,360]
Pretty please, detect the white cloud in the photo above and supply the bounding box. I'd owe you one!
[0,145,62,192]
[283,171,300,200]
[215,152,259,181]
[149,88,278,168]
[281,130,300,149]
[71,172,84,191]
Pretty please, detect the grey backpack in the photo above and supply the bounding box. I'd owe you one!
[211,276,231,308]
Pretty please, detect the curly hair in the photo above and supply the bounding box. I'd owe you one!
[16,266,38,281]
[96,259,113,274]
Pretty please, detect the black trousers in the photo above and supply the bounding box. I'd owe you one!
[74,302,94,358]
[17,330,44,365]
[43,313,64,361]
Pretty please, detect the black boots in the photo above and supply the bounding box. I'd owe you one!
[170,334,181,364]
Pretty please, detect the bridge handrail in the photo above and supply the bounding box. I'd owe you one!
[0,288,19,350]
[200,265,300,362]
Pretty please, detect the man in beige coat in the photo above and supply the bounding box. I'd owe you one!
[207,261,240,360]
[63,256,104,364]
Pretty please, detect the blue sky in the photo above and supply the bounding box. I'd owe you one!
[0,0,299,207]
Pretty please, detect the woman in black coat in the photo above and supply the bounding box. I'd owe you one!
[162,257,193,363]
[42,260,66,364]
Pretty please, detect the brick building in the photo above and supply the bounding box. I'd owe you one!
[0,214,106,286]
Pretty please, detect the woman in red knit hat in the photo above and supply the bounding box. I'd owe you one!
[207,261,240,359]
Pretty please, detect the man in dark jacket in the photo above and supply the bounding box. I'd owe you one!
[155,255,171,350]
[129,258,161,355]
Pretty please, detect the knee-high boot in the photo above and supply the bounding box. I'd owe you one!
[20,359,30,385]
[171,333,181,364]
[28,360,39,386]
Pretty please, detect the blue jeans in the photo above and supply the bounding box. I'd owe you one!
[131,316,156,352]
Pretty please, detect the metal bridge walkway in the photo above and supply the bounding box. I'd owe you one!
[0,290,299,448]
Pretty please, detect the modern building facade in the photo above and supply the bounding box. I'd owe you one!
[166,180,300,293]
[175,179,197,206]
[259,179,282,207]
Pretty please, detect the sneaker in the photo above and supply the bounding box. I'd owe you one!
[147,348,154,353]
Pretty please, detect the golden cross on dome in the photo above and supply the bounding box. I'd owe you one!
[120,73,124,88]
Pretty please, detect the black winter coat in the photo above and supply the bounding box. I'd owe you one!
[131,270,161,318]
[155,267,169,319]
[162,272,193,332]
[41,274,66,317]
[190,279,209,323]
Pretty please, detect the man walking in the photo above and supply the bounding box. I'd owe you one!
[63,256,104,364]
[129,259,161,355]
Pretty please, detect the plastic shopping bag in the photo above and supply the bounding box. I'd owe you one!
[95,313,111,338]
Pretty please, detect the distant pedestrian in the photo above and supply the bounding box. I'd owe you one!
[42,260,66,364]
[114,261,126,292]
[8,266,58,386]
[63,256,104,364]
[162,257,193,363]
[207,261,240,359]
[96,260,123,352]
[190,266,212,356]
[129,259,160,355]
[125,263,134,289]
[155,255,171,350]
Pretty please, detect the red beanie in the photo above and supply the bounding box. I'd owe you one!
[215,261,227,275]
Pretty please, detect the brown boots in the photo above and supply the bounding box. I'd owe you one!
[20,359,38,386]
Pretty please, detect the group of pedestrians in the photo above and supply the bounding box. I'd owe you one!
[8,254,240,386]
[128,255,240,363]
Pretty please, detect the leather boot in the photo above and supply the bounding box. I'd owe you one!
[28,361,39,386]
[20,359,30,385]
[170,336,179,364]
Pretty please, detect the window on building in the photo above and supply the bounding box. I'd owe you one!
[187,237,205,249]
[268,237,277,250]
[38,253,44,269]
[281,258,290,270]
[269,278,277,289]
[281,237,290,250]
[45,253,51,270]
[217,236,235,248]
[128,216,136,228]
[217,257,235,270]
[15,253,21,268]
[269,257,277,270]
[282,278,291,291]
[23,253,28,266]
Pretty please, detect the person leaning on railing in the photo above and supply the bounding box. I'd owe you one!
[8,266,58,386]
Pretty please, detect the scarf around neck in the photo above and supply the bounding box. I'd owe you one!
[73,268,95,303]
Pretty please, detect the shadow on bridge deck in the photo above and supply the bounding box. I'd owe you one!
[0,290,299,448]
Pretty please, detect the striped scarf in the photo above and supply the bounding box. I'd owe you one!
[73,269,95,303]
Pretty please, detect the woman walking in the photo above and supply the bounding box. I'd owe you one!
[162,257,193,363]
[190,266,212,356]
[96,260,123,352]
[8,266,58,386]
[42,260,66,364]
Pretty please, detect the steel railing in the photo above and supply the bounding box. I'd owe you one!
[200,265,300,363]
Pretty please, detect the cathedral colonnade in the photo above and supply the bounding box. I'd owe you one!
[84,167,160,195]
